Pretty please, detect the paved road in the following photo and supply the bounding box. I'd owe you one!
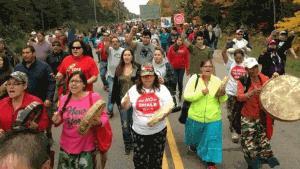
[52,50,300,169]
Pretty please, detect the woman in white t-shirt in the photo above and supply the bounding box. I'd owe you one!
[121,63,174,169]
[222,49,246,143]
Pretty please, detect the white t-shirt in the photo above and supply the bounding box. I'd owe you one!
[225,59,247,96]
[128,84,172,135]
[107,47,124,77]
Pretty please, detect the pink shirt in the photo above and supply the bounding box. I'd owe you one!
[58,92,108,154]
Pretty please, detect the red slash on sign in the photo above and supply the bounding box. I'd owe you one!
[174,13,185,25]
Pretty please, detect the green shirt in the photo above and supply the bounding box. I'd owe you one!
[183,74,227,123]
[188,45,213,75]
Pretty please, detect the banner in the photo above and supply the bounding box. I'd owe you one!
[140,5,160,20]
[174,13,185,25]
[161,17,172,28]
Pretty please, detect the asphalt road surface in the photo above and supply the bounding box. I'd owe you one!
[51,50,300,169]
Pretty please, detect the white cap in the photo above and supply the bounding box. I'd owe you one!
[31,31,36,35]
[244,57,258,69]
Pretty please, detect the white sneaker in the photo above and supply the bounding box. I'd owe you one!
[231,132,239,143]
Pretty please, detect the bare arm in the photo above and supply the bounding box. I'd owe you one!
[87,75,98,84]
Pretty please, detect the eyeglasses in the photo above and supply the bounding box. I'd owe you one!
[77,36,83,39]
[141,75,154,78]
[202,65,213,68]
[70,80,83,84]
[71,46,82,50]
[5,82,25,87]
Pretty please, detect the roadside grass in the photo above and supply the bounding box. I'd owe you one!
[218,34,300,77]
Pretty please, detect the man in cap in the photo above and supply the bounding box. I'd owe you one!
[226,29,252,59]
[237,58,279,169]
[276,30,298,62]
[258,40,285,78]
[0,71,49,137]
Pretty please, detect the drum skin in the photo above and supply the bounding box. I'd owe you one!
[260,75,300,121]
[78,100,106,135]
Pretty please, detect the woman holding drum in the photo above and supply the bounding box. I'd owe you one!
[237,57,279,169]
[121,63,174,169]
[52,71,111,169]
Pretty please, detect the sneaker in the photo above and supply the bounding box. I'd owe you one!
[125,147,131,155]
[125,144,133,155]
[171,106,182,113]
[207,165,217,169]
[103,85,109,92]
[267,156,280,168]
[231,132,239,143]
[188,145,197,153]
[107,112,114,118]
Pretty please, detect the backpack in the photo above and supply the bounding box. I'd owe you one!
[178,74,200,124]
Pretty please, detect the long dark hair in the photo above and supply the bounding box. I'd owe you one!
[115,49,135,77]
[136,74,160,94]
[68,40,88,56]
[173,37,183,53]
[0,55,12,85]
[60,71,88,114]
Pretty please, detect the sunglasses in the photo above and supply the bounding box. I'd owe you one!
[72,46,82,50]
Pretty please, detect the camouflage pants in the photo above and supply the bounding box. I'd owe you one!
[241,116,273,160]
[57,149,94,169]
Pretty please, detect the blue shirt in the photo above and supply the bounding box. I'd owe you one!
[14,59,55,101]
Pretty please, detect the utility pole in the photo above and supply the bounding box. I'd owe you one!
[273,0,276,25]
[93,0,97,23]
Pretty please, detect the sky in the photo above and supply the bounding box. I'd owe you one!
[122,0,149,15]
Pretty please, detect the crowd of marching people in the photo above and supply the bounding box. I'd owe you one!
[0,21,298,169]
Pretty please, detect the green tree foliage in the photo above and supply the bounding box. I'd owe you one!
[0,0,130,43]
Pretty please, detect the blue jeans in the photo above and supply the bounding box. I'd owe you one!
[107,76,114,114]
[99,61,108,87]
[118,106,133,147]
[174,68,185,96]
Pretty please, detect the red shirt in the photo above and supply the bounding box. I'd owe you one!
[58,55,99,91]
[97,42,108,61]
[167,44,190,70]
[0,92,49,132]
[237,73,269,119]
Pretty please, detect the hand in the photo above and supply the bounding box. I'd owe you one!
[131,26,138,33]
[121,93,131,109]
[29,121,38,129]
[0,129,5,137]
[158,76,164,84]
[52,112,61,125]
[44,100,52,107]
[216,89,226,97]
[202,88,209,95]
[272,72,280,79]
[186,70,190,76]
[104,41,110,48]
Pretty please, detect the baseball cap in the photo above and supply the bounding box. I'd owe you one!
[244,57,259,69]
[31,31,37,35]
[140,63,155,76]
[268,39,277,45]
[279,30,288,35]
[236,29,243,34]
[9,71,28,83]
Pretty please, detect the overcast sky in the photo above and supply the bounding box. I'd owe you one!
[123,0,149,15]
